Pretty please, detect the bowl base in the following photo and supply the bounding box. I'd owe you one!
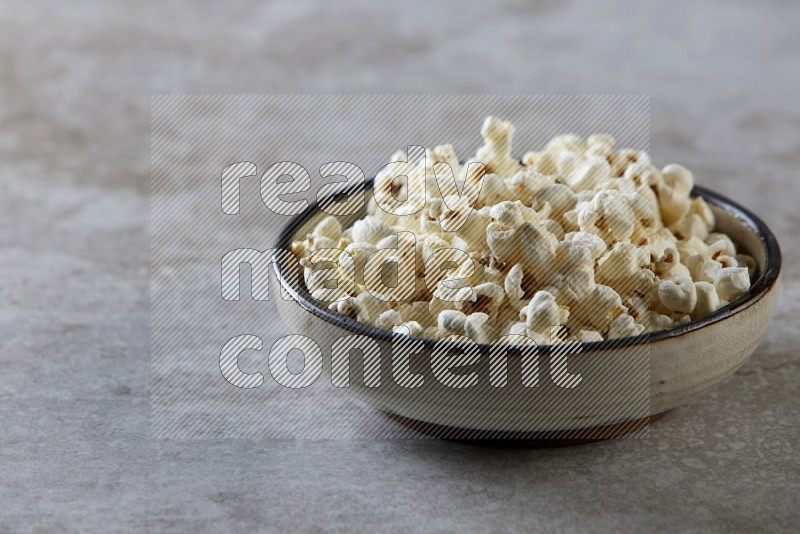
[382,410,671,447]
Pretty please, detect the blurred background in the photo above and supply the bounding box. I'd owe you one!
[2,0,798,530]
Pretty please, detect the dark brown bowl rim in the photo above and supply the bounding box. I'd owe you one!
[274,181,781,354]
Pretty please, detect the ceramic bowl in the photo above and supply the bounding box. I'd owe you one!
[273,184,781,440]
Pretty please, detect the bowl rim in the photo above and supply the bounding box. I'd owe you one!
[273,181,781,353]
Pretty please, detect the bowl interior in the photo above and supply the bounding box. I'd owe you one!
[276,183,781,348]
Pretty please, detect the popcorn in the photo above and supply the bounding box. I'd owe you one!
[643,311,674,332]
[475,117,522,177]
[577,329,605,343]
[564,231,607,260]
[534,184,577,219]
[654,247,692,281]
[489,201,525,228]
[577,189,635,243]
[714,267,751,302]
[670,207,711,241]
[626,191,660,231]
[355,291,391,323]
[687,255,723,284]
[643,228,679,263]
[341,242,375,285]
[423,248,470,293]
[464,312,496,344]
[352,216,394,245]
[312,216,343,241]
[608,314,645,339]
[301,249,352,303]
[453,207,492,252]
[521,290,568,333]
[693,281,721,319]
[541,219,565,240]
[475,174,512,207]
[546,133,588,156]
[464,282,506,319]
[329,297,365,321]
[597,243,640,286]
[566,158,612,192]
[677,236,708,260]
[657,185,691,226]
[393,321,424,337]
[504,263,526,302]
[608,149,650,177]
[291,118,756,344]
[487,222,559,279]
[658,277,697,314]
[572,285,627,331]
[375,309,403,330]
[551,241,596,302]
[706,233,737,257]
[661,164,694,196]
[291,233,338,258]
[437,310,467,337]
[736,253,757,279]
[624,162,662,190]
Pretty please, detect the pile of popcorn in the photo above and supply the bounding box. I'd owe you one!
[291,117,755,345]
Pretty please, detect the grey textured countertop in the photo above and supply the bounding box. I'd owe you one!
[2,1,798,531]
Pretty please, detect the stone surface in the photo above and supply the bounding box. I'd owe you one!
[1,0,798,531]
